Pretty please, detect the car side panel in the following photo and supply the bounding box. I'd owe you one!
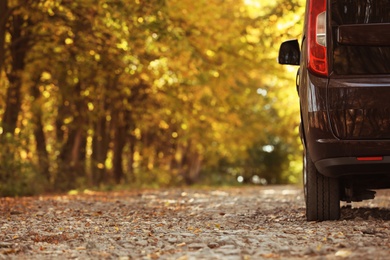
[299,37,334,163]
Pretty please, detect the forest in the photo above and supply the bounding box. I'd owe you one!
[0,0,304,196]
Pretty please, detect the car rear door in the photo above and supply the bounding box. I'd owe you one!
[327,0,390,140]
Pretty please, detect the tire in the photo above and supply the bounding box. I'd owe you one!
[304,149,340,221]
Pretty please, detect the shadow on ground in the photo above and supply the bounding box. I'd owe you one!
[341,206,390,220]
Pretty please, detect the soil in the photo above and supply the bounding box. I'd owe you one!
[1,185,390,259]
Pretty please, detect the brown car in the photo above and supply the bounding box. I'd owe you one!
[279,0,390,221]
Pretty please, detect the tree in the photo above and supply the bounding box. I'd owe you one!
[0,0,305,195]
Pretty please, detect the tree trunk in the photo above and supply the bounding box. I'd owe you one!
[112,111,129,184]
[3,14,29,134]
[31,78,50,182]
[56,82,86,189]
[126,129,136,182]
[177,142,203,185]
[91,115,109,185]
[56,122,87,190]
[0,0,8,73]
[187,152,202,184]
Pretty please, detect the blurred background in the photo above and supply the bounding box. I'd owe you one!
[0,0,304,196]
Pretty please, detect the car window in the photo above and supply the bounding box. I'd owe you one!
[331,0,390,75]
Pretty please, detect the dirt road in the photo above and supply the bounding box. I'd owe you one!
[1,185,390,259]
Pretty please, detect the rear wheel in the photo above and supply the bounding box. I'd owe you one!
[304,149,340,221]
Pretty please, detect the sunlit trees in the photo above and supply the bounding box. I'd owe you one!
[0,0,304,195]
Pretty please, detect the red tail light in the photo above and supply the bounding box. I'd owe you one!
[307,0,328,76]
[357,157,383,161]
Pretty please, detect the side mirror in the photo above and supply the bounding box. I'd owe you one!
[278,40,300,65]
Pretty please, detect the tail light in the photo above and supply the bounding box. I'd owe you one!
[357,157,383,161]
[307,0,328,76]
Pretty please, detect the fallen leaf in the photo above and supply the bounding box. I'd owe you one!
[335,249,352,258]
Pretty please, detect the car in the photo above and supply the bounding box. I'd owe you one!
[278,0,390,221]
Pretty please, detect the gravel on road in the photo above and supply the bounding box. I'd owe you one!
[1,185,390,259]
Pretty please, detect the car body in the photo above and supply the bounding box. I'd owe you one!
[279,0,390,221]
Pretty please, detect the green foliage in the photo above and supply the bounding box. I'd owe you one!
[0,133,46,196]
[0,0,305,195]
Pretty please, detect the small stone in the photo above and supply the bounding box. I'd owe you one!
[180,233,196,237]
[217,236,236,246]
[136,240,148,246]
[0,242,13,248]
[304,247,316,255]
[215,245,240,255]
[86,241,97,249]
[35,211,45,217]
[362,228,376,235]
[168,237,178,244]
[278,246,290,253]
[187,243,206,250]
[207,242,219,249]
